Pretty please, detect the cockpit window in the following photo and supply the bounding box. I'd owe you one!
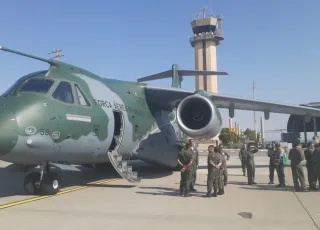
[19,79,54,94]
[52,81,74,104]
[74,84,91,107]
[2,79,25,97]
[2,77,32,96]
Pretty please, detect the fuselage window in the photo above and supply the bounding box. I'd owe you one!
[74,84,91,107]
[52,81,74,104]
[19,78,54,94]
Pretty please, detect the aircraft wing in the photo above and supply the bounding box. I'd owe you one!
[143,85,320,118]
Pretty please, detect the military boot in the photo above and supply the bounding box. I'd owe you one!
[221,188,225,195]
[190,186,197,192]
[212,189,217,197]
[203,192,211,197]
[184,190,192,197]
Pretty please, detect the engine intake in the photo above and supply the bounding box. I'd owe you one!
[176,94,222,139]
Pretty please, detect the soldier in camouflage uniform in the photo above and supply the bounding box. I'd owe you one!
[267,142,277,184]
[177,143,193,197]
[246,144,258,185]
[239,144,248,176]
[312,136,320,189]
[219,144,230,186]
[304,142,318,190]
[217,146,226,195]
[189,138,199,192]
[288,143,308,192]
[204,145,222,197]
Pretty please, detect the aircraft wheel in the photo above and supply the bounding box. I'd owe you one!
[40,172,61,195]
[23,172,41,195]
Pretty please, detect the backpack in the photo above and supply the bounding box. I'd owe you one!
[282,153,288,165]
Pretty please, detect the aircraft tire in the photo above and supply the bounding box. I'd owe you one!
[40,172,61,195]
[23,172,41,195]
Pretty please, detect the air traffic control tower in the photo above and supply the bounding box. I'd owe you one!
[189,7,224,93]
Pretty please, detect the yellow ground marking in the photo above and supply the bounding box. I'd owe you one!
[0,178,120,210]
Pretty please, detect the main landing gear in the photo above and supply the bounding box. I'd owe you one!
[23,162,61,195]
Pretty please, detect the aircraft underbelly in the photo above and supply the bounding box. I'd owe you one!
[132,110,181,168]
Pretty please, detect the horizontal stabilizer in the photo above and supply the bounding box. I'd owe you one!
[178,70,228,76]
[137,69,228,82]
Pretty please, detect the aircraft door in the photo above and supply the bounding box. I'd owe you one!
[108,110,124,151]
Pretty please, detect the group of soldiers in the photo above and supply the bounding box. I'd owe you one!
[265,138,320,192]
[177,138,230,197]
[177,135,320,196]
[286,137,320,191]
[239,137,320,192]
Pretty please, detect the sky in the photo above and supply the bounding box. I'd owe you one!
[1,0,319,141]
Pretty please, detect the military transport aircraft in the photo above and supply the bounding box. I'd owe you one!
[1,45,320,196]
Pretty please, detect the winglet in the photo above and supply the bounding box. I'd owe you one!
[0,45,54,65]
[137,64,228,86]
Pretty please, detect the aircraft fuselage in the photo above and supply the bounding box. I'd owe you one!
[0,67,182,169]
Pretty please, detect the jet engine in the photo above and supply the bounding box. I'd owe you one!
[176,94,222,139]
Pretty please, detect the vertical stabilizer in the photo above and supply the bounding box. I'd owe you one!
[171,64,183,88]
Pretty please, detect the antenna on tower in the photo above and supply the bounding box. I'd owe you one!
[209,0,214,17]
[48,49,64,60]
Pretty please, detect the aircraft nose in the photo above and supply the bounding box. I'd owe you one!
[0,107,18,156]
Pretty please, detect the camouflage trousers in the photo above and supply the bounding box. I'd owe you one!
[189,167,197,189]
[207,169,219,192]
[223,166,228,185]
[218,169,224,191]
[291,165,307,191]
[306,165,319,189]
[180,171,192,194]
[246,160,255,184]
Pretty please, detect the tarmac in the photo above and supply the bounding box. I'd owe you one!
[0,151,319,230]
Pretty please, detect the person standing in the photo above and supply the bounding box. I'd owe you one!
[217,146,226,195]
[312,136,320,189]
[288,143,308,192]
[204,145,222,197]
[219,144,230,186]
[189,138,199,192]
[274,144,286,187]
[246,144,258,185]
[177,143,193,197]
[267,142,277,184]
[239,144,248,176]
[304,142,317,190]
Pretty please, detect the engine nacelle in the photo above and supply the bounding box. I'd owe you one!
[176,94,222,139]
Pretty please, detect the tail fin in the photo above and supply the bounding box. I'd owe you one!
[137,64,228,88]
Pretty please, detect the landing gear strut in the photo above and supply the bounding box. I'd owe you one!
[23,162,61,195]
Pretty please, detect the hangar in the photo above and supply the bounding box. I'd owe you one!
[286,102,320,144]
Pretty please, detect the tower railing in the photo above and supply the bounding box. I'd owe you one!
[189,31,224,46]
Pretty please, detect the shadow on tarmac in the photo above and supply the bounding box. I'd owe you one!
[239,184,293,192]
[0,162,173,198]
[198,165,270,170]
[136,186,205,197]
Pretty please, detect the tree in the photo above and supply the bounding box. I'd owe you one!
[219,128,241,145]
[243,128,258,142]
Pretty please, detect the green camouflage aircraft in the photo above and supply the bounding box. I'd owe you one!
[1,45,320,196]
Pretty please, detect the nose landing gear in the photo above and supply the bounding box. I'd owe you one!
[23,162,61,195]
